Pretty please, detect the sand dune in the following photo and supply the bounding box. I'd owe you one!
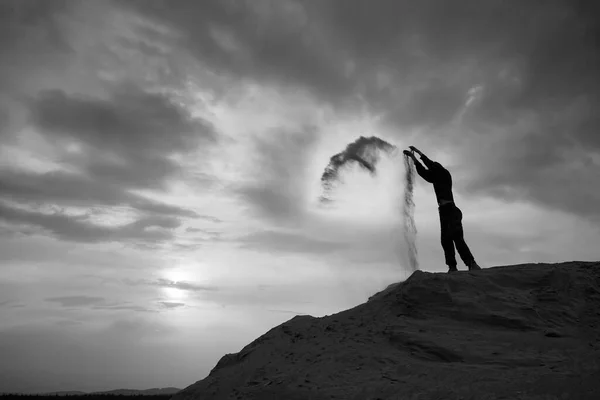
[174,262,600,399]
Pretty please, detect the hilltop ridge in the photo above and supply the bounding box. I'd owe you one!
[174,262,600,400]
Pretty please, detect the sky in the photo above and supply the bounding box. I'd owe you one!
[1,0,599,393]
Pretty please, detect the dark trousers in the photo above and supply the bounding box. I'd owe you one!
[439,204,475,268]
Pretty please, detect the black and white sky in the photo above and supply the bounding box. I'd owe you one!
[1,0,599,393]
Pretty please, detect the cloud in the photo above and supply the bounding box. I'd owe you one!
[119,0,352,101]
[384,78,472,130]
[0,65,222,243]
[0,0,73,94]
[158,301,185,309]
[120,0,600,223]
[0,170,198,218]
[7,0,596,230]
[0,202,181,244]
[458,106,600,221]
[125,278,219,292]
[46,296,158,313]
[118,1,593,109]
[184,227,222,243]
[46,296,105,307]
[92,303,156,313]
[26,86,215,189]
[196,216,223,223]
[186,227,219,233]
[234,126,320,223]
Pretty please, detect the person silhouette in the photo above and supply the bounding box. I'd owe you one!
[403,146,482,273]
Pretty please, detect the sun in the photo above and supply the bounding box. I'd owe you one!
[163,286,186,300]
[163,268,190,284]
[161,268,193,300]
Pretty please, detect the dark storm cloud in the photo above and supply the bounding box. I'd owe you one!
[0,0,74,142]
[309,0,600,150]
[0,0,72,93]
[458,85,600,220]
[386,79,469,130]
[326,0,600,222]
[119,0,352,101]
[1,81,220,241]
[0,170,198,218]
[46,296,105,307]
[0,202,181,244]
[122,0,600,221]
[121,1,596,114]
[27,86,215,189]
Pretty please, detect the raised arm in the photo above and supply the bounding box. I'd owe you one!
[414,158,434,182]
[406,146,435,183]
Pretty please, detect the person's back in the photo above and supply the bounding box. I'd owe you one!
[413,159,455,207]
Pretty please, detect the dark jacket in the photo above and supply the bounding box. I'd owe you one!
[414,158,454,205]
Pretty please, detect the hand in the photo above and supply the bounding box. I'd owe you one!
[402,150,415,159]
[408,146,422,155]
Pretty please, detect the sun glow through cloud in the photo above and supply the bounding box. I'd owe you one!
[162,286,186,301]
[163,269,191,284]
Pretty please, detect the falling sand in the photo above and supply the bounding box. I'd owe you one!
[318,136,419,273]
[403,153,418,272]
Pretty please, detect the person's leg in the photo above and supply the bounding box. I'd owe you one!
[455,237,477,268]
[450,207,480,270]
[439,208,458,272]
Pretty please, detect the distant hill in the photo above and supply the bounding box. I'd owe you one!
[173,261,600,400]
[92,388,181,396]
[36,388,181,396]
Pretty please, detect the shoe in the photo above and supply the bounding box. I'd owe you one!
[448,266,458,273]
[468,262,482,271]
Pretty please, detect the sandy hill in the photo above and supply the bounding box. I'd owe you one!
[173,262,600,400]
